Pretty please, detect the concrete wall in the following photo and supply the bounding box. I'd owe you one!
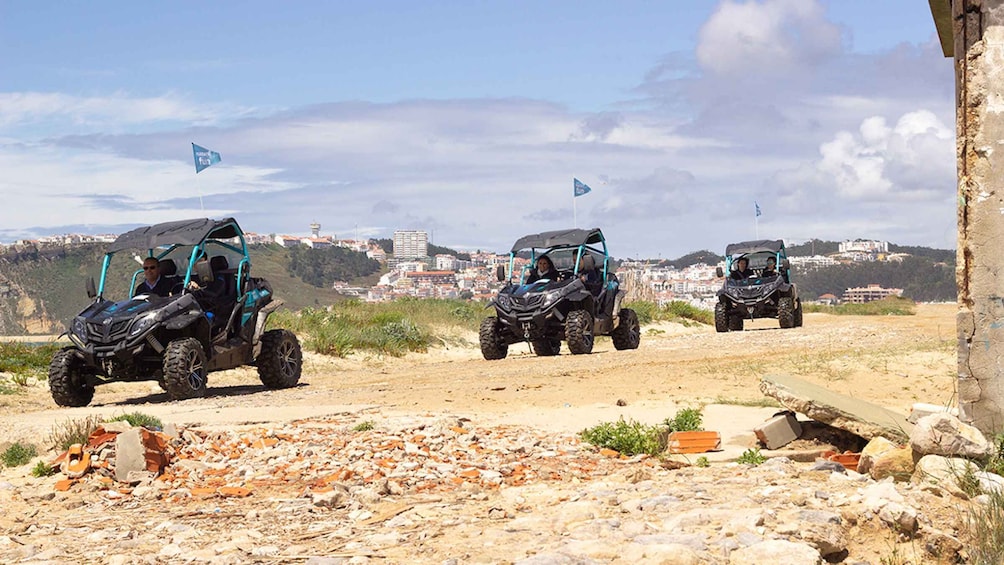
[954,0,1004,434]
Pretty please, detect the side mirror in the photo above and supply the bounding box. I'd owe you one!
[781,259,790,271]
[496,265,505,282]
[86,277,97,299]
[715,267,724,278]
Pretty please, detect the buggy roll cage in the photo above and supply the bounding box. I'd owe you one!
[97,218,251,300]
[504,228,609,285]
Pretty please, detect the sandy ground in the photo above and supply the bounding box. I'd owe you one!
[0,304,957,460]
[0,304,969,564]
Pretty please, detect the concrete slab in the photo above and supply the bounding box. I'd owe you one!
[759,374,913,442]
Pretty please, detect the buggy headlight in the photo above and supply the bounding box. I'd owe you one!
[496,295,512,310]
[128,313,157,337]
[541,290,561,308]
[71,318,87,340]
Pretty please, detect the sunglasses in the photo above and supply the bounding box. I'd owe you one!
[143,266,158,270]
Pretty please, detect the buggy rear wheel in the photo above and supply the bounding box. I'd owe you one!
[531,339,561,356]
[565,309,594,355]
[714,303,729,333]
[479,317,508,360]
[611,308,641,350]
[163,338,208,400]
[258,329,302,389]
[48,348,95,407]
[793,299,803,327]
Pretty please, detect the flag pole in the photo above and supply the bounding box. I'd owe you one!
[196,173,205,211]
[573,195,577,228]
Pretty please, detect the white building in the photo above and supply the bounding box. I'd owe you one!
[789,255,839,270]
[435,254,457,271]
[838,239,888,254]
[393,230,429,259]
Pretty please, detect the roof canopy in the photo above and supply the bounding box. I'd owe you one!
[725,239,785,256]
[107,217,243,253]
[510,228,604,252]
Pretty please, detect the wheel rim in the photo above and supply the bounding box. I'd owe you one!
[277,339,298,378]
[184,349,205,390]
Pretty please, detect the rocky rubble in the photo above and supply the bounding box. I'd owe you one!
[0,411,986,564]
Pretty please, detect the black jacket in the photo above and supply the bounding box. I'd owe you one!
[730,267,754,280]
[527,267,560,283]
[134,277,174,298]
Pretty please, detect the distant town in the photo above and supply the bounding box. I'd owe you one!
[6,226,920,309]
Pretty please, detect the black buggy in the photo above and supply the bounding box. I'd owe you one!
[479,227,640,359]
[714,239,803,332]
[48,217,302,406]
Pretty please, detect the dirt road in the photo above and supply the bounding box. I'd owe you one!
[1,304,956,449]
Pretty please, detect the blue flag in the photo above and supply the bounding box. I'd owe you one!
[755,201,762,217]
[573,178,592,197]
[192,143,222,174]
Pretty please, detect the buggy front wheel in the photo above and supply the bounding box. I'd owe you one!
[163,338,208,400]
[565,310,594,355]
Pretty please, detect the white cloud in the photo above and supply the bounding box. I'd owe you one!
[817,110,953,199]
[0,91,255,134]
[696,0,843,75]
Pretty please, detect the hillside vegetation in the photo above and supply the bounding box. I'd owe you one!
[0,244,348,335]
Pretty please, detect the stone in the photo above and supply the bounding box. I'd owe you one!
[869,447,916,482]
[729,539,822,564]
[114,429,148,482]
[912,454,980,498]
[754,412,802,450]
[908,402,958,424]
[858,436,898,474]
[759,374,912,441]
[910,413,991,459]
[877,502,918,535]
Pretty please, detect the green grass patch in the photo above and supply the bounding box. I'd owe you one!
[48,415,104,451]
[352,420,375,432]
[664,407,703,432]
[624,300,713,326]
[0,342,61,379]
[109,412,163,430]
[803,296,916,316]
[581,418,666,456]
[31,460,57,477]
[269,298,483,357]
[581,408,706,456]
[987,434,1004,477]
[966,486,1004,565]
[1,442,37,467]
[736,448,766,466]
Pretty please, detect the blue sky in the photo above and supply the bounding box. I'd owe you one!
[0,1,955,258]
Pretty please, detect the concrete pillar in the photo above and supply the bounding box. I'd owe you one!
[952,0,1004,434]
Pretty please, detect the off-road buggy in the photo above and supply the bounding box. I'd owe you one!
[714,239,802,332]
[49,217,302,406]
[479,227,640,359]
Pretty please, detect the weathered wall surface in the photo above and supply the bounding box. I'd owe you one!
[956,0,1004,433]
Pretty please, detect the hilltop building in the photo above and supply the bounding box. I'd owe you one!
[842,284,903,304]
[838,240,888,254]
[393,230,429,259]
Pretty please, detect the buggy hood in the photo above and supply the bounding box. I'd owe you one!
[108,218,243,252]
[510,228,604,252]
